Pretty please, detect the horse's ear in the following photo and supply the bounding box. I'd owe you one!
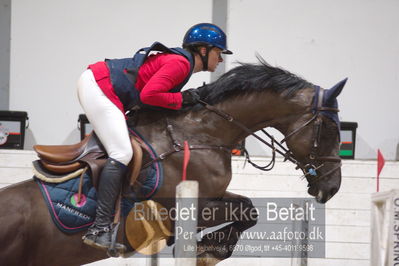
[325,78,347,103]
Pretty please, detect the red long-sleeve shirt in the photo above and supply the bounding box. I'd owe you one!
[88,53,191,113]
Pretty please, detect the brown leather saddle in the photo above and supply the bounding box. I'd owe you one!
[33,133,143,188]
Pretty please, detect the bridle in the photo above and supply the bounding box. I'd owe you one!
[197,86,342,186]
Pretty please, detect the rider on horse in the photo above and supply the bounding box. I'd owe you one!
[77,23,233,251]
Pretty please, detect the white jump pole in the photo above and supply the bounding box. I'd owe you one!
[175,180,198,266]
[175,141,198,266]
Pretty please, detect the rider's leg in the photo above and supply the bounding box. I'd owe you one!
[82,158,127,249]
[77,69,133,250]
[77,69,133,165]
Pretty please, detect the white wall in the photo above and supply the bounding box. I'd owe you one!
[9,0,212,147]
[226,0,399,160]
[0,0,11,109]
[8,0,399,159]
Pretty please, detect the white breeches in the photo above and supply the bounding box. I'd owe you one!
[77,69,133,166]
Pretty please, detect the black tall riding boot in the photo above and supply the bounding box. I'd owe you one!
[82,158,127,251]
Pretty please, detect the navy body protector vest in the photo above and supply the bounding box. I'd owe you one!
[105,42,194,111]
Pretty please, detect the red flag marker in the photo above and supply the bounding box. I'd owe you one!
[377,149,385,192]
[182,141,191,181]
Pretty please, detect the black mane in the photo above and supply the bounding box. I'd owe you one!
[198,57,314,104]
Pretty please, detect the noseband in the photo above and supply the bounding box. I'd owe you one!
[198,87,342,186]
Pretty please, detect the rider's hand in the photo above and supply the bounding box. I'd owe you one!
[182,89,200,107]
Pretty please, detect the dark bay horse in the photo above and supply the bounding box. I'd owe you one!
[0,59,346,266]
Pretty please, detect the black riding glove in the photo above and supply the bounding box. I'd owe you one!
[182,89,200,107]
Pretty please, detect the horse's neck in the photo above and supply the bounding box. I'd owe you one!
[200,89,314,144]
[135,88,313,147]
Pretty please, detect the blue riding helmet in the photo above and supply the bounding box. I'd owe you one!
[183,23,233,54]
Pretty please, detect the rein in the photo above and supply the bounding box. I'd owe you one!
[143,87,341,186]
[197,87,342,185]
[198,99,308,171]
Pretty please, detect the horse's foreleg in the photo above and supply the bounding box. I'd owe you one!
[195,191,258,265]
